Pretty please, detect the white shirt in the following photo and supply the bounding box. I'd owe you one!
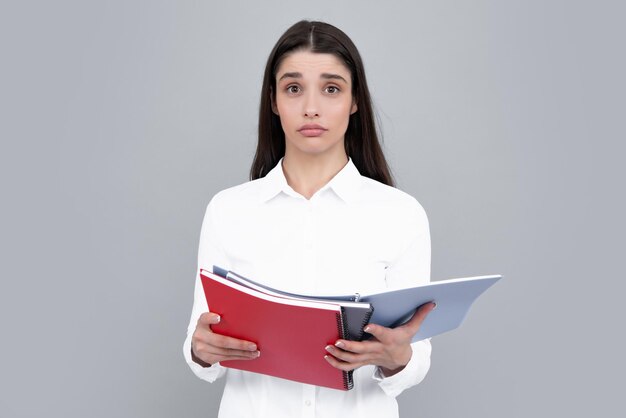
[184,158,432,418]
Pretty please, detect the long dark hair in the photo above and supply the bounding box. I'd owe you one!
[249,20,394,187]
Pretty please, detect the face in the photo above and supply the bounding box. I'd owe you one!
[272,50,357,159]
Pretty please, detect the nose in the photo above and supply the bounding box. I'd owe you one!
[303,91,319,118]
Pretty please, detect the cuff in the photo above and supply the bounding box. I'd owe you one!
[373,339,432,397]
[183,332,226,383]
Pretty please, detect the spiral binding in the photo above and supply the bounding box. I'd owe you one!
[336,310,355,390]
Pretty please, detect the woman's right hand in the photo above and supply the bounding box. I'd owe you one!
[191,312,261,367]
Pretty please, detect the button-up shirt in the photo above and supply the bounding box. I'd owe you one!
[184,158,432,418]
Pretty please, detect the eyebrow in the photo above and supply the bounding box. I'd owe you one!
[278,72,348,84]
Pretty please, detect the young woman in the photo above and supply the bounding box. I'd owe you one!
[184,20,435,417]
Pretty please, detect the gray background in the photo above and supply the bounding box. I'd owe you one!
[1,0,624,417]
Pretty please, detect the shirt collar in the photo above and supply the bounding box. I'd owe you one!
[259,157,363,204]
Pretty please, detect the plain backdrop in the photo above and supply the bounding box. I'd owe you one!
[1,1,624,417]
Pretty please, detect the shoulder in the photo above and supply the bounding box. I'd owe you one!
[358,176,428,222]
[204,178,264,214]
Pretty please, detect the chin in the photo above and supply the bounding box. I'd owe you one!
[289,138,344,157]
[294,146,340,158]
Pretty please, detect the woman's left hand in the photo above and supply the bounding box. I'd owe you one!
[324,302,436,377]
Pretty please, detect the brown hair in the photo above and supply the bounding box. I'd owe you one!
[249,20,394,186]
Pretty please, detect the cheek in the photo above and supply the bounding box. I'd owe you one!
[331,102,354,125]
[276,99,297,116]
[336,97,356,113]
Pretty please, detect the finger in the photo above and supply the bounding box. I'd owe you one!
[197,350,260,364]
[399,302,436,335]
[194,340,261,360]
[325,344,378,364]
[325,345,358,363]
[219,354,261,362]
[333,339,376,355]
[209,332,258,352]
[324,354,364,372]
[193,326,258,352]
[198,312,222,326]
[362,323,391,342]
[204,344,261,360]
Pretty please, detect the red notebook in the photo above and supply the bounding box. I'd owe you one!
[200,270,353,390]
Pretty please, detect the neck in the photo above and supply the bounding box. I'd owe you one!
[282,151,349,200]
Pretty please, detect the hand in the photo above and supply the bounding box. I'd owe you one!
[324,302,435,376]
[191,312,260,367]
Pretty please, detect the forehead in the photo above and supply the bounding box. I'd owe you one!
[276,50,351,80]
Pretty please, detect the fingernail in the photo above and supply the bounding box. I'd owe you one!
[431,302,437,310]
[364,326,371,333]
[248,344,257,351]
[214,315,221,323]
[335,341,344,348]
[255,350,261,358]
[325,345,333,352]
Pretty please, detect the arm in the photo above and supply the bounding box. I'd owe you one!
[325,198,432,396]
[183,196,259,382]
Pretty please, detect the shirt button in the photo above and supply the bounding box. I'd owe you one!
[305,400,311,406]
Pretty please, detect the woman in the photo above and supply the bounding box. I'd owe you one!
[184,20,435,417]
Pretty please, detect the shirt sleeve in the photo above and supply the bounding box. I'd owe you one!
[183,196,229,383]
[373,199,432,397]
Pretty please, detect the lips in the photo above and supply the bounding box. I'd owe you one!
[298,124,327,137]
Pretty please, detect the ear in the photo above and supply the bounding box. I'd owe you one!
[270,87,279,115]
[350,100,358,115]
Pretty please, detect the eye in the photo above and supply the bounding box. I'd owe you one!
[286,85,301,94]
[325,86,340,94]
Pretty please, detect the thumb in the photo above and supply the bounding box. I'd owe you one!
[399,302,436,335]
[198,312,221,327]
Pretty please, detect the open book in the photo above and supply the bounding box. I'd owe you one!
[213,266,501,343]
[200,268,501,390]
